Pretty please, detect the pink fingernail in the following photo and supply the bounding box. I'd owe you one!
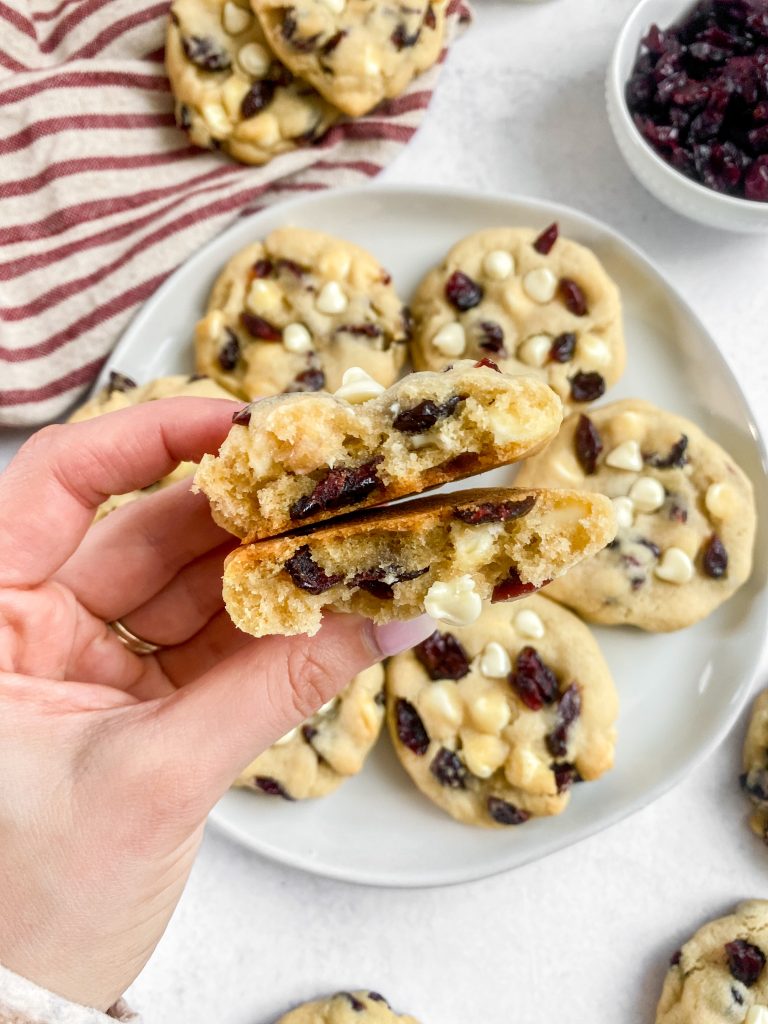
[374,614,436,658]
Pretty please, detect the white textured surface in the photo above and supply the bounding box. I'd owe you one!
[3,1,768,1021]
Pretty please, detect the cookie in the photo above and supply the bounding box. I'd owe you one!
[166,0,339,164]
[68,372,235,520]
[222,486,617,638]
[195,359,563,541]
[234,663,384,799]
[741,690,768,844]
[195,227,410,399]
[410,224,625,408]
[277,991,420,1024]
[252,0,447,118]
[656,901,768,1024]
[515,399,756,631]
[385,594,617,827]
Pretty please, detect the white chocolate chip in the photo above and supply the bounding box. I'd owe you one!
[605,439,644,472]
[273,727,298,746]
[577,334,611,367]
[316,280,348,315]
[629,476,665,514]
[705,481,736,520]
[320,0,346,10]
[523,267,557,304]
[201,102,231,137]
[612,496,635,530]
[432,322,466,357]
[461,731,509,779]
[480,642,512,679]
[517,333,551,368]
[282,322,313,354]
[424,575,482,627]
[469,691,511,734]
[363,45,380,76]
[334,366,385,404]
[483,250,515,281]
[247,277,281,314]
[451,523,502,568]
[409,433,437,450]
[420,681,463,733]
[514,608,545,639]
[223,1,252,34]
[654,547,694,584]
[237,41,270,78]
[550,454,584,485]
[745,1007,768,1024]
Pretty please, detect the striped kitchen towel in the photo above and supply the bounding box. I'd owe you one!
[0,0,470,427]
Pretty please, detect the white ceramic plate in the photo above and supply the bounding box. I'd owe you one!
[107,185,768,888]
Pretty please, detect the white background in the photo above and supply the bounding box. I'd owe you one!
[5,1,768,1021]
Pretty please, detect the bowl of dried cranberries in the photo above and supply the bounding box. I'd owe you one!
[607,0,768,232]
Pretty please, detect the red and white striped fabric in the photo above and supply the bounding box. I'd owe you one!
[0,0,471,427]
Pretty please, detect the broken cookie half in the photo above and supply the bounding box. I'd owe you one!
[223,486,617,638]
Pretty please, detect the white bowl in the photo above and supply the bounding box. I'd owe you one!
[607,0,768,233]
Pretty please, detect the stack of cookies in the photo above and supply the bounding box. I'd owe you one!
[165,0,450,165]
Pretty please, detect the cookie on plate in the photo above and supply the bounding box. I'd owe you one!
[277,991,420,1024]
[515,399,756,631]
[195,227,410,398]
[656,900,768,1024]
[741,690,768,844]
[68,372,236,520]
[166,0,338,164]
[222,486,617,637]
[252,0,447,118]
[385,595,617,828]
[409,224,625,408]
[234,663,384,799]
[195,359,563,540]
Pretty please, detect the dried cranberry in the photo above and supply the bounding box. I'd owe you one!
[444,270,484,311]
[726,940,766,987]
[670,950,682,967]
[336,322,382,338]
[302,724,318,743]
[393,394,463,433]
[742,768,768,804]
[349,565,427,600]
[289,459,383,519]
[374,689,386,707]
[275,257,307,278]
[559,278,588,316]
[182,35,232,71]
[430,747,467,788]
[453,495,536,525]
[509,646,559,711]
[251,259,273,278]
[646,434,689,468]
[338,993,365,1012]
[477,321,506,355]
[533,222,559,254]
[286,366,325,393]
[241,81,276,118]
[391,23,420,50]
[218,329,240,370]
[368,993,388,1005]
[552,762,582,793]
[232,404,253,426]
[574,413,603,474]
[106,370,137,395]
[549,332,576,363]
[424,5,436,30]
[669,502,688,523]
[321,30,346,55]
[701,534,728,578]
[254,776,294,800]
[570,371,606,403]
[281,10,319,51]
[546,684,582,758]
[491,567,540,603]
[487,797,530,826]
[240,312,281,341]
[395,698,430,755]
[746,156,768,201]
[415,631,470,680]
[474,357,501,372]
[283,545,343,595]
[177,104,192,130]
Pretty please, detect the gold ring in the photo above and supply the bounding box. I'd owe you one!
[108,619,164,655]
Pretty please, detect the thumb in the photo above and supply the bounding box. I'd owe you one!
[149,612,434,812]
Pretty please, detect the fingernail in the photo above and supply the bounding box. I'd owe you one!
[373,614,436,658]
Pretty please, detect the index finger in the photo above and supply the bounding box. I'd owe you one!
[0,397,238,588]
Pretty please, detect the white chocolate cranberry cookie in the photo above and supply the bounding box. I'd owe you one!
[656,901,768,1024]
[277,991,420,1024]
[234,664,384,799]
[222,486,617,637]
[166,0,338,164]
[741,690,768,844]
[195,227,409,398]
[252,0,447,118]
[195,359,563,540]
[68,372,235,520]
[515,399,756,631]
[385,595,618,828]
[410,224,625,408]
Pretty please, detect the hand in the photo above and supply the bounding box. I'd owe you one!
[0,399,432,1011]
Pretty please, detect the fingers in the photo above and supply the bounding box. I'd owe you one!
[0,397,238,588]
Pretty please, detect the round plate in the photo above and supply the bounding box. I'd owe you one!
[108,185,768,888]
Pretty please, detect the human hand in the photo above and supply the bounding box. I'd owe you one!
[0,398,432,1011]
